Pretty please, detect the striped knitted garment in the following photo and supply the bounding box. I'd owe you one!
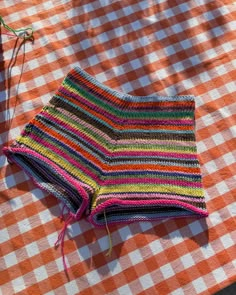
[4,66,208,227]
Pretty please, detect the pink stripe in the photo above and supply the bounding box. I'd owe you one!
[101,177,202,188]
[97,193,205,203]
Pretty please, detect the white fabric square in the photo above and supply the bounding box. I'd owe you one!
[18,218,32,234]
[38,209,53,224]
[189,55,201,66]
[192,277,207,292]
[56,30,67,41]
[107,12,117,21]
[164,45,176,56]
[223,152,235,165]
[129,249,143,264]
[216,181,230,194]
[148,239,164,255]
[168,229,183,245]
[220,233,234,249]
[9,197,23,211]
[130,58,142,70]
[77,245,92,261]
[203,11,214,21]
[212,133,225,146]
[4,251,18,268]
[171,288,185,295]
[205,48,218,59]
[155,30,167,40]
[225,81,236,93]
[83,3,94,12]
[210,211,223,226]
[212,268,227,283]
[197,141,208,153]
[122,5,133,16]
[85,269,101,285]
[131,20,142,30]
[160,264,175,279]
[197,32,208,43]
[199,71,211,83]
[180,39,192,49]
[180,253,195,269]
[90,17,101,28]
[0,228,10,243]
[96,72,107,83]
[182,78,194,90]
[173,62,185,72]
[179,3,189,13]
[139,36,150,46]
[26,241,40,257]
[122,43,134,53]
[227,203,236,215]
[117,284,132,295]
[208,89,221,99]
[188,220,204,236]
[65,280,80,294]
[202,243,215,259]
[106,49,116,59]
[164,9,174,18]
[98,32,109,43]
[108,260,122,276]
[201,114,214,126]
[12,276,25,293]
[158,68,168,79]
[139,75,151,87]
[55,257,67,271]
[220,106,232,119]
[33,265,49,281]
[52,69,65,79]
[148,52,159,63]
[69,221,82,237]
[216,64,227,75]
[222,41,233,52]
[172,24,182,33]
[114,26,126,36]
[187,17,199,28]
[88,55,100,66]
[139,273,154,289]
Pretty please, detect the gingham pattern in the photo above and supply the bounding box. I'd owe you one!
[0,0,235,294]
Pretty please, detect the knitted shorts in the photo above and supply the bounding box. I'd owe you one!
[4,67,208,227]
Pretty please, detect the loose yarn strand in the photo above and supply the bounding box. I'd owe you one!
[0,15,34,40]
[55,214,74,272]
[104,210,113,257]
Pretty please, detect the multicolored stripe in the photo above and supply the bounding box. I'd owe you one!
[3,66,208,226]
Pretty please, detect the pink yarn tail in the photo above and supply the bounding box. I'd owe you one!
[55,213,74,272]
[59,203,68,220]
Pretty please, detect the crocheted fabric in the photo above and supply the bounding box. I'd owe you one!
[3,66,208,227]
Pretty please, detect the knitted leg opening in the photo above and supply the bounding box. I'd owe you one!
[3,147,89,217]
[89,199,208,227]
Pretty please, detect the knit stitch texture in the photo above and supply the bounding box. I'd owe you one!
[3,66,208,226]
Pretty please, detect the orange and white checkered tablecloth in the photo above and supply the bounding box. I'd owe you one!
[0,1,235,294]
